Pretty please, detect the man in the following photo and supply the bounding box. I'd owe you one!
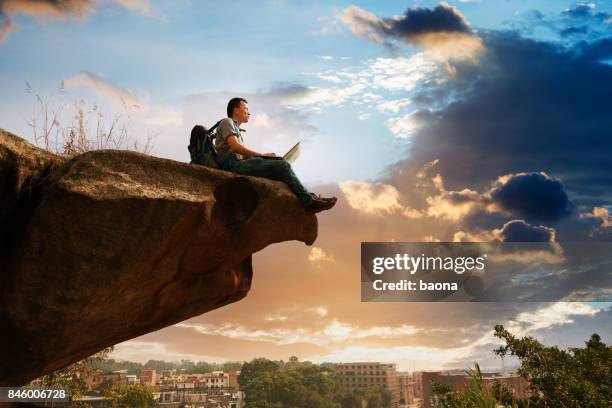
[215,97,337,214]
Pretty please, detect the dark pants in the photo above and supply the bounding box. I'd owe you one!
[220,156,314,206]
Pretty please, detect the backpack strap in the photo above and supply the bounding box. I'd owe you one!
[208,120,223,138]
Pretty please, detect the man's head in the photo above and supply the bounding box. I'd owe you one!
[227,97,249,123]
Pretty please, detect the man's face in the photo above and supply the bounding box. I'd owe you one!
[234,101,250,123]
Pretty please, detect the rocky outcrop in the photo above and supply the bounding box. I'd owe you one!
[0,129,317,386]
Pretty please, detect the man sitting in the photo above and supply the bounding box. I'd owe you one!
[215,97,337,215]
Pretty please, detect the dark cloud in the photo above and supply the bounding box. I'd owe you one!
[384,30,612,218]
[0,0,148,42]
[490,173,573,222]
[576,37,612,61]
[383,2,472,38]
[497,219,555,242]
[0,0,93,20]
[561,4,611,22]
[339,2,481,56]
[507,4,612,49]
[560,25,589,38]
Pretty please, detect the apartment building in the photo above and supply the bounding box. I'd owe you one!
[336,362,400,408]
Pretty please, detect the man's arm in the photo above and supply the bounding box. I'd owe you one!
[227,135,276,158]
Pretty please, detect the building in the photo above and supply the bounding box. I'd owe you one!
[228,370,241,391]
[396,371,416,405]
[139,368,157,386]
[202,371,230,388]
[126,374,138,385]
[336,362,400,408]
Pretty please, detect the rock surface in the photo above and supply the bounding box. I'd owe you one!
[0,129,317,386]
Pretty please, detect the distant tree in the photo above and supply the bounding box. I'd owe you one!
[222,361,244,373]
[341,388,366,408]
[238,358,280,388]
[143,360,176,372]
[494,325,611,407]
[106,383,155,407]
[89,358,143,375]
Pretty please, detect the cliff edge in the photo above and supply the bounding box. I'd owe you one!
[0,129,317,385]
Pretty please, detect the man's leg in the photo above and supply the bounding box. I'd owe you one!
[229,157,314,206]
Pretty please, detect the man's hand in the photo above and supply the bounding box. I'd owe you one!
[261,152,277,157]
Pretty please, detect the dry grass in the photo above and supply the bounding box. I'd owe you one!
[26,81,155,157]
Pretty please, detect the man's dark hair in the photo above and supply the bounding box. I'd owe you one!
[227,97,247,118]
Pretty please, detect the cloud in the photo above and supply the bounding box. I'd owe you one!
[417,166,574,224]
[425,187,481,221]
[308,247,335,264]
[64,71,183,126]
[561,3,610,22]
[339,181,422,218]
[65,71,143,109]
[113,0,150,14]
[580,206,612,228]
[174,320,419,347]
[0,0,93,19]
[339,2,484,60]
[453,220,565,265]
[310,344,471,372]
[0,12,14,41]
[385,109,432,138]
[386,2,472,37]
[453,219,557,243]
[112,340,222,364]
[493,219,557,243]
[505,302,599,336]
[489,172,574,222]
[281,82,370,112]
[0,0,150,42]
[381,30,612,224]
[309,306,328,318]
[287,53,442,121]
[578,206,612,240]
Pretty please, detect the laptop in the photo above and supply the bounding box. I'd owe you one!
[283,142,300,163]
[257,142,301,163]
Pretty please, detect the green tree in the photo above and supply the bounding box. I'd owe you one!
[106,383,155,407]
[431,363,502,408]
[494,325,611,407]
[37,347,114,407]
[238,358,280,389]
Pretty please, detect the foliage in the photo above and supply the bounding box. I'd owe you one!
[35,347,114,407]
[89,358,243,375]
[238,357,393,408]
[431,363,502,408]
[105,383,155,407]
[494,325,611,408]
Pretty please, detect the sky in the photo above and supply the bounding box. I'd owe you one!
[1,0,611,372]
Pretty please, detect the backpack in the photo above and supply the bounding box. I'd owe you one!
[188,120,222,168]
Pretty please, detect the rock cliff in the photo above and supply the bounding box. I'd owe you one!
[0,129,317,386]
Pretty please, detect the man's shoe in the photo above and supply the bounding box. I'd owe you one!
[313,194,336,203]
[305,196,337,215]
